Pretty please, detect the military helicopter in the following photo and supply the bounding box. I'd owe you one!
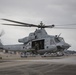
[0,18,71,55]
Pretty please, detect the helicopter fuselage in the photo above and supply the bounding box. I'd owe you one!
[4,29,70,54]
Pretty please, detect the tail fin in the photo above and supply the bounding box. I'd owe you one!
[0,39,3,49]
[0,30,5,49]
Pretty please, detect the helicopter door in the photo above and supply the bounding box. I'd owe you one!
[32,39,44,50]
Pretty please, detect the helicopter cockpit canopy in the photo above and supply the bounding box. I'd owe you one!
[54,37,60,43]
[59,37,65,42]
[54,36,65,43]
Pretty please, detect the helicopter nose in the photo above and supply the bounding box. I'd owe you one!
[63,43,71,49]
[56,43,71,50]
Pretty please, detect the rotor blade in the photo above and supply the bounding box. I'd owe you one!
[3,24,76,29]
[2,24,39,27]
[2,18,38,27]
[54,27,76,29]
[44,25,55,28]
[32,24,55,28]
[2,24,29,27]
[55,24,76,26]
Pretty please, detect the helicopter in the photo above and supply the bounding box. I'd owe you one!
[0,18,71,55]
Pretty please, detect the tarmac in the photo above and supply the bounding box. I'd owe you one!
[0,53,76,75]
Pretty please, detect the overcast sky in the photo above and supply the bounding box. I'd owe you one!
[0,0,76,50]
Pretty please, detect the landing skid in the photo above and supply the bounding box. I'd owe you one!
[20,52,64,58]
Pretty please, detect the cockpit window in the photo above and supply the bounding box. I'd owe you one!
[60,38,65,42]
[55,37,60,43]
[55,37,64,43]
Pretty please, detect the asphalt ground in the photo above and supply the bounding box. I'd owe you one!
[0,54,76,75]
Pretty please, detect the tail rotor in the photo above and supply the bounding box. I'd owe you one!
[0,30,5,37]
[0,30,5,49]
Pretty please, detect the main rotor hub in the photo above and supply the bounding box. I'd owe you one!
[40,21,44,26]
